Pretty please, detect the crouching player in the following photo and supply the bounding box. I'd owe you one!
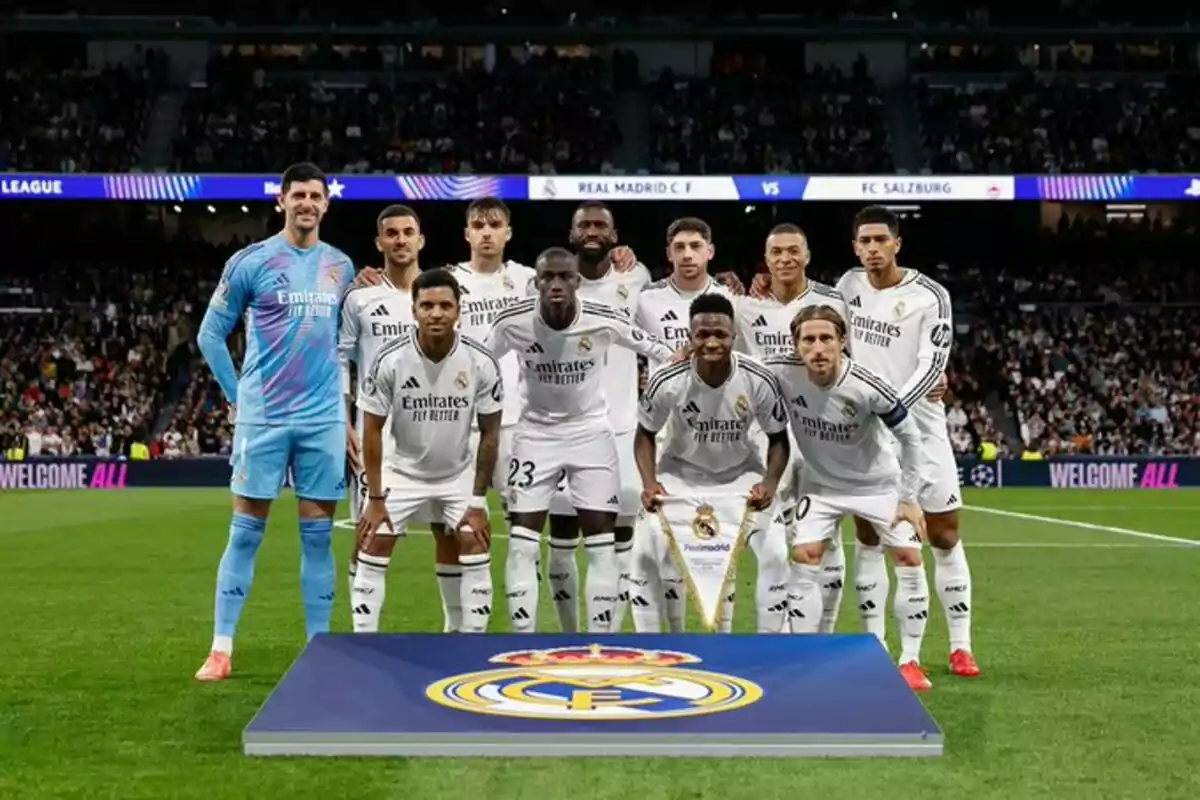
[353,269,503,633]
[766,305,933,691]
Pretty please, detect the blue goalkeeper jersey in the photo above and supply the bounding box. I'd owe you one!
[198,232,354,426]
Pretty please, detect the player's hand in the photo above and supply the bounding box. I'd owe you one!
[456,506,491,552]
[610,246,637,272]
[356,497,393,553]
[713,271,746,296]
[345,421,363,476]
[748,272,772,299]
[893,500,927,542]
[352,267,385,289]
[669,343,693,363]
[641,481,667,512]
[927,373,949,403]
[746,481,776,510]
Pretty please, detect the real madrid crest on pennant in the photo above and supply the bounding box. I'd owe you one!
[692,503,719,540]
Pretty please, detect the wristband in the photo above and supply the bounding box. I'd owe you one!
[468,496,488,511]
[368,493,388,501]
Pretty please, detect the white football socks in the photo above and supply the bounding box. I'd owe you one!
[547,535,580,632]
[505,527,541,632]
[893,564,930,665]
[584,532,619,633]
[787,562,823,634]
[855,543,890,643]
[350,553,390,633]
[818,542,846,634]
[435,563,463,633]
[933,541,973,653]
[458,552,492,633]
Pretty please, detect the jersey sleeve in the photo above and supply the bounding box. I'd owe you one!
[357,351,395,419]
[637,364,678,434]
[196,248,257,404]
[897,283,953,407]
[483,316,515,359]
[337,291,362,397]
[473,345,504,417]
[749,363,789,435]
[862,368,908,428]
[609,314,674,363]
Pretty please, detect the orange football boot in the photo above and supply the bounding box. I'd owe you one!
[899,661,932,692]
[949,649,982,678]
[194,651,232,682]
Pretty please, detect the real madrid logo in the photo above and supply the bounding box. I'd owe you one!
[502,274,515,291]
[734,394,750,417]
[617,284,630,301]
[578,334,593,352]
[327,268,340,287]
[426,644,762,721]
[841,400,857,420]
[692,503,719,540]
[454,370,470,390]
[892,301,906,319]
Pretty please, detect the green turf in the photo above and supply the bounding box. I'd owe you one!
[2,488,1199,799]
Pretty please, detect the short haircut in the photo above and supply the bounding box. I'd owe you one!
[666,217,712,243]
[280,162,327,193]
[377,204,420,231]
[791,304,848,340]
[575,200,610,215]
[768,222,806,238]
[852,205,899,238]
[536,246,575,267]
[690,293,736,320]
[466,197,510,222]
[411,267,461,303]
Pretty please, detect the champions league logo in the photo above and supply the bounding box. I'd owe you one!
[426,645,762,721]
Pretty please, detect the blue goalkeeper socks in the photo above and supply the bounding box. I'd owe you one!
[299,518,336,641]
[213,513,267,650]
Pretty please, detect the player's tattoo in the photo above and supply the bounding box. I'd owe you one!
[473,412,502,497]
[763,429,791,491]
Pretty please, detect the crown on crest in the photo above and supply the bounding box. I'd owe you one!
[488,644,701,668]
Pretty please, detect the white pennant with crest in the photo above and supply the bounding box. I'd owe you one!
[656,492,753,632]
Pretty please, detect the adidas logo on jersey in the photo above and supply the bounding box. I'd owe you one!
[402,376,420,389]
[849,296,862,307]
[752,314,769,327]
[792,394,808,408]
[273,273,290,288]
[525,342,545,354]
[682,400,701,416]
[660,310,679,322]
[370,305,390,317]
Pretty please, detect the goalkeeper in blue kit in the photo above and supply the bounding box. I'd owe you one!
[194,163,354,681]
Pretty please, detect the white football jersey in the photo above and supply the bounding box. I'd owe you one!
[635,275,734,368]
[735,279,847,359]
[766,355,921,500]
[578,262,652,433]
[357,332,503,482]
[450,260,536,427]
[638,353,789,484]
[835,268,953,438]
[337,278,415,402]
[485,297,672,432]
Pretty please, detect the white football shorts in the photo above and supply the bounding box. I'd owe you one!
[791,482,923,551]
[549,428,638,520]
[375,468,474,536]
[508,423,620,515]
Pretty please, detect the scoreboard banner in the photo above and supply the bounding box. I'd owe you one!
[2,456,1198,491]
[3,173,1200,203]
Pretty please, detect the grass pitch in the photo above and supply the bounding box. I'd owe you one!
[1,488,1198,799]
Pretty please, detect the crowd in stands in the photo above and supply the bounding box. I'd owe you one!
[174,48,622,174]
[918,71,1200,175]
[0,49,168,173]
[649,57,892,175]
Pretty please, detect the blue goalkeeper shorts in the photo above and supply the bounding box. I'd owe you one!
[230,422,347,502]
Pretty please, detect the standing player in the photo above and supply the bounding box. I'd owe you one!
[837,205,979,681]
[485,248,672,634]
[738,224,849,636]
[630,217,733,632]
[353,269,502,634]
[446,198,536,588]
[194,162,353,681]
[634,294,792,634]
[338,204,423,523]
[766,305,932,691]
[545,201,651,634]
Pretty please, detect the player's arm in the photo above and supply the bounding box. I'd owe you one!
[482,316,515,359]
[897,288,953,408]
[749,365,791,508]
[197,252,254,405]
[635,367,675,510]
[611,315,674,363]
[471,350,505,498]
[355,355,397,541]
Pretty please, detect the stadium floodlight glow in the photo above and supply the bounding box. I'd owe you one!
[0,173,1198,202]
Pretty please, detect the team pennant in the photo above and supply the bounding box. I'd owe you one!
[657,492,753,632]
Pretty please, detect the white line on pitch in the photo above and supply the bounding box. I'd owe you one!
[993,505,1200,512]
[965,504,1200,547]
[333,519,1196,549]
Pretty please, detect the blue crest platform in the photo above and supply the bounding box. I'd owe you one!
[243,634,943,758]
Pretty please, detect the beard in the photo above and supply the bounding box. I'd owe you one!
[573,238,615,265]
